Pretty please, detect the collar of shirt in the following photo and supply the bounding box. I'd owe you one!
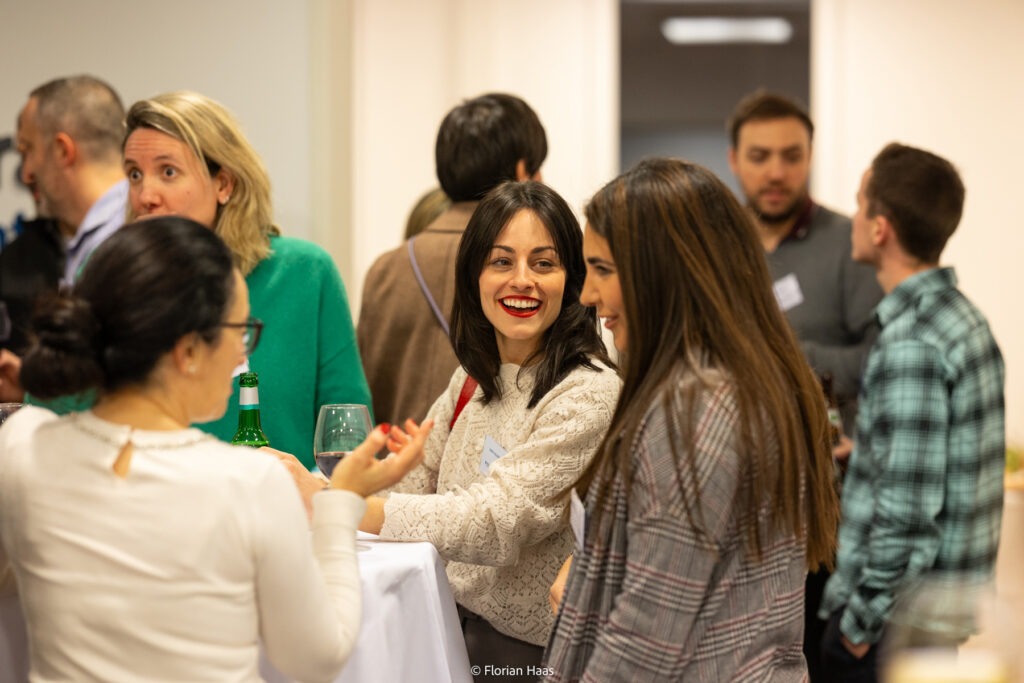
[777,198,817,245]
[875,266,958,328]
[67,180,129,255]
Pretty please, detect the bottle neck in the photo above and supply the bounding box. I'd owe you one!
[239,385,260,409]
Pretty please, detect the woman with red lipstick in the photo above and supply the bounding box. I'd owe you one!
[542,158,839,681]
[362,180,619,680]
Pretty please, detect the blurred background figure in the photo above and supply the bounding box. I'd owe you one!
[0,217,428,681]
[0,76,127,402]
[820,144,1005,683]
[0,189,63,355]
[727,90,881,432]
[543,158,838,681]
[16,75,127,287]
[123,91,371,466]
[358,93,547,428]
[404,187,451,240]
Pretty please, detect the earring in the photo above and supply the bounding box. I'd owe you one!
[219,195,231,206]
[188,364,197,375]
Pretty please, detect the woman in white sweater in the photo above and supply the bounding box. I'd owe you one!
[0,217,428,682]
[363,181,620,679]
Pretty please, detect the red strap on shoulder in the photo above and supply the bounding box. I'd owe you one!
[449,377,478,430]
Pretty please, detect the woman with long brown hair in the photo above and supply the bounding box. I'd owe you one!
[542,158,838,681]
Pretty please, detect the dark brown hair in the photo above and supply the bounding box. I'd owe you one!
[727,90,814,148]
[579,158,837,571]
[21,217,236,398]
[435,93,547,202]
[450,181,611,408]
[867,142,964,264]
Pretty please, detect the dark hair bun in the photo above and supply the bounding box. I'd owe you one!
[20,294,104,399]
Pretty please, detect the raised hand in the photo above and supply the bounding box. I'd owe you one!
[332,420,433,498]
[384,418,427,454]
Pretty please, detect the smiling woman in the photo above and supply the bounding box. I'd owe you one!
[350,181,620,682]
[542,158,839,681]
[478,208,566,365]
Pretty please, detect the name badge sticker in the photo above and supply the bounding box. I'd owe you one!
[773,272,805,312]
[570,488,586,551]
[479,435,508,476]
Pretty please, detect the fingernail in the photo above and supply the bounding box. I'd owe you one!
[377,423,391,433]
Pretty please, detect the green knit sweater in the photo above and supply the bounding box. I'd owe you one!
[200,236,372,467]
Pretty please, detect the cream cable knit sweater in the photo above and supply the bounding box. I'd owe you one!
[381,361,620,645]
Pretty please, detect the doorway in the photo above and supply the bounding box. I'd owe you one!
[620,0,811,196]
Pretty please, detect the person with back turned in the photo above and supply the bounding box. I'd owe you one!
[358,93,547,427]
[820,143,1005,682]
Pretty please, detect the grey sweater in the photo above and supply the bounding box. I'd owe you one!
[765,203,883,429]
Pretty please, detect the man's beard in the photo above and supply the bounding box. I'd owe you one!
[749,191,808,226]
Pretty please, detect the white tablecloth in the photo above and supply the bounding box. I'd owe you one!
[261,532,472,683]
[0,533,471,683]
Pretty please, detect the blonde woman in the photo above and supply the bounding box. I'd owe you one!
[122,92,370,465]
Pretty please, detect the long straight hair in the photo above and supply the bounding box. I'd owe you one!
[450,181,611,407]
[578,158,837,571]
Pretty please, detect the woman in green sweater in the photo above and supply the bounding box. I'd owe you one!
[121,92,371,467]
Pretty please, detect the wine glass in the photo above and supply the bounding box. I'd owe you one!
[0,403,22,427]
[313,404,372,478]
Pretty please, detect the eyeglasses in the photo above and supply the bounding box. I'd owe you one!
[218,317,264,355]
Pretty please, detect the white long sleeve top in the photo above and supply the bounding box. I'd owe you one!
[0,407,365,683]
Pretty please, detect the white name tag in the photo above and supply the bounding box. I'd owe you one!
[570,488,586,551]
[479,435,507,476]
[773,272,805,312]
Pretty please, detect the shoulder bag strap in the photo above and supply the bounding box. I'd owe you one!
[449,376,478,430]
[407,235,450,337]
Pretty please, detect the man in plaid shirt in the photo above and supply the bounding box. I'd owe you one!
[820,143,1005,682]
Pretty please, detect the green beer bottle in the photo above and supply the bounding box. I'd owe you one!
[231,372,270,447]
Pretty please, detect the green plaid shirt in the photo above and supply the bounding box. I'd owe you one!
[820,267,1005,644]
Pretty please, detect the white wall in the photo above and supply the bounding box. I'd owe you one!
[338,0,619,311]
[812,0,1024,445]
[0,0,313,240]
